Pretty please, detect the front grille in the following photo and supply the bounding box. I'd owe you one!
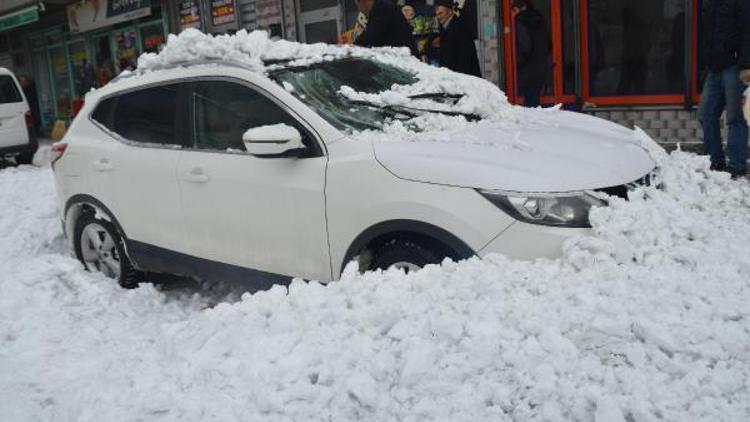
[594,172,654,200]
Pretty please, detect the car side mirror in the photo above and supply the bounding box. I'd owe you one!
[242,124,306,158]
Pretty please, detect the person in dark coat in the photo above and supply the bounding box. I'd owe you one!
[434,0,481,77]
[513,0,550,107]
[699,0,750,178]
[354,0,418,56]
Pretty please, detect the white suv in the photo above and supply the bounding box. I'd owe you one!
[0,67,37,165]
[52,32,655,289]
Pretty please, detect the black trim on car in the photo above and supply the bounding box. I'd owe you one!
[64,194,129,240]
[0,142,36,157]
[128,240,292,291]
[65,195,293,290]
[341,219,476,273]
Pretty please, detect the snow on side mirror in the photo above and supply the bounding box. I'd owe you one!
[242,124,305,157]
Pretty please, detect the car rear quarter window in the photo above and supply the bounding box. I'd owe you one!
[92,84,180,146]
[0,75,22,104]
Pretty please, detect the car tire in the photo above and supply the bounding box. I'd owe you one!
[15,152,33,165]
[370,239,442,273]
[73,213,139,289]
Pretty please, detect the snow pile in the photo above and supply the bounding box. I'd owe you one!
[1,151,750,421]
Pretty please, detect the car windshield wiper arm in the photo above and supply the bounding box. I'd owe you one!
[344,98,481,121]
[407,93,465,100]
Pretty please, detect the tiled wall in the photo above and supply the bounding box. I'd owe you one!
[587,108,706,147]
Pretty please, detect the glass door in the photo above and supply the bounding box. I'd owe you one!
[31,50,54,128]
[297,0,342,44]
[502,0,576,105]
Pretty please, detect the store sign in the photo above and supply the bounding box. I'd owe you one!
[68,0,152,33]
[0,6,39,32]
[178,0,202,31]
[210,0,236,27]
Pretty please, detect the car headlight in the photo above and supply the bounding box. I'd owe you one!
[478,190,605,228]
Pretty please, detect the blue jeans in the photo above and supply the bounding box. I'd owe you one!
[698,66,748,172]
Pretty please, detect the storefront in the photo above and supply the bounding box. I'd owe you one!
[0,0,169,132]
[169,0,284,36]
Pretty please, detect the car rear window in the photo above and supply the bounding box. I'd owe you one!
[0,75,22,104]
[91,84,180,146]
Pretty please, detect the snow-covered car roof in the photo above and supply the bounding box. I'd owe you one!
[111,29,519,124]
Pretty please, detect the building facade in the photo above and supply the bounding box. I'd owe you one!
[0,0,717,146]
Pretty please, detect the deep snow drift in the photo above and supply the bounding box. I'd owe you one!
[1,150,750,421]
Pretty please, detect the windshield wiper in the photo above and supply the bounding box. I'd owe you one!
[344,99,420,118]
[346,98,481,121]
[407,93,465,100]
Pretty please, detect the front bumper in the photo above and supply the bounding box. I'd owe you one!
[478,221,590,260]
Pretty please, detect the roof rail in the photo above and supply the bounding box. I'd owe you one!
[109,58,257,84]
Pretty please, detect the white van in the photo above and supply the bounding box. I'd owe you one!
[0,67,37,164]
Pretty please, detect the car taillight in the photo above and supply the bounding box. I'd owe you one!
[51,143,68,170]
[25,111,33,128]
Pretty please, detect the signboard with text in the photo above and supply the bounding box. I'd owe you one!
[178,0,202,31]
[210,0,236,27]
[68,0,152,33]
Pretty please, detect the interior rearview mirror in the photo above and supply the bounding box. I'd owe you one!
[242,124,305,157]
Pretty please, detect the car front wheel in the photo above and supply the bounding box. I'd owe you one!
[370,239,442,273]
[73,213,138,288]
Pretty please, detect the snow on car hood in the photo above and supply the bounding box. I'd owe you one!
[361,110,656,193]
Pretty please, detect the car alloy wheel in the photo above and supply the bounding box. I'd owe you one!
[73,213,139,288]
[79,222,121,279]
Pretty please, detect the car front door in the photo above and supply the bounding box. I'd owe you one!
[177,78,331,281]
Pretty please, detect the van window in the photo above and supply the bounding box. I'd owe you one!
[0,75,22,104]
[92,84,180,146]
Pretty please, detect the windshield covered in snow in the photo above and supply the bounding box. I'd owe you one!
[271,58,416,131]
[270,58,473,132]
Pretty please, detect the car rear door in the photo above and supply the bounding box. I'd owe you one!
[0,74,29,149]
[177,78,331,281]
[88,83,189,257]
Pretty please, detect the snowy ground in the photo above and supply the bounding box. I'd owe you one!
[1,148,749,421]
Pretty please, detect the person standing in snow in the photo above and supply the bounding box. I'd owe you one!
[512,0,550,108]
[699,0,750,179]
[353,0,419,57]
[434,0,482,77]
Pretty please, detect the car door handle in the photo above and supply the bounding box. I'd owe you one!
[92,158,114,172]
[183,167,209,183]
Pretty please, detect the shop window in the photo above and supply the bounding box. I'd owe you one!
[49,45,71,121]
[68,40,93,97]
[587,0,685,96]
[561,0,576,95]
[140,23,166,54]
[93,35,115,88]
[113,28,138,72]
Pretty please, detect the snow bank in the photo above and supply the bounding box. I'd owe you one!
[1,153,749,421]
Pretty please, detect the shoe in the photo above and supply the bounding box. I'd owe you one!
[710,161,727,172]
[728,167,747,180]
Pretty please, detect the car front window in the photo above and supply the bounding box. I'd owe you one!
[270,58,422,132]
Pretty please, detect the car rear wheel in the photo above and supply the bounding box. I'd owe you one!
[73,213,139,288]
[371,239,442,273]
